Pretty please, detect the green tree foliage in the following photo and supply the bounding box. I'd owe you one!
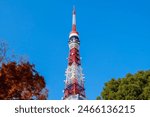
[96,96,101,100]
[98,70,150,100]
[0,62,48,100]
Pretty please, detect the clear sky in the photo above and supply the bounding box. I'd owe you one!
[0,0,150,100]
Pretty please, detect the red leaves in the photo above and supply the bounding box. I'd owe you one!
[0,62,48,100]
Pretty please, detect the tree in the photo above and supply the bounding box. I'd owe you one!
[0,62,48,100]
[98,70,150,100]
[0,40,8,64]
[0,40,28,65]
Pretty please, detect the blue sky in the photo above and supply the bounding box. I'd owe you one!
[0,0,150,99]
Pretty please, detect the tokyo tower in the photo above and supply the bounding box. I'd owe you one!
[63,7,86,100]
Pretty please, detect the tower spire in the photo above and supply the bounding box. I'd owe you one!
[69,6,78,38]
[72,6,76,32]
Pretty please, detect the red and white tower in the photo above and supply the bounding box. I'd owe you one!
[63,7,86,100]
